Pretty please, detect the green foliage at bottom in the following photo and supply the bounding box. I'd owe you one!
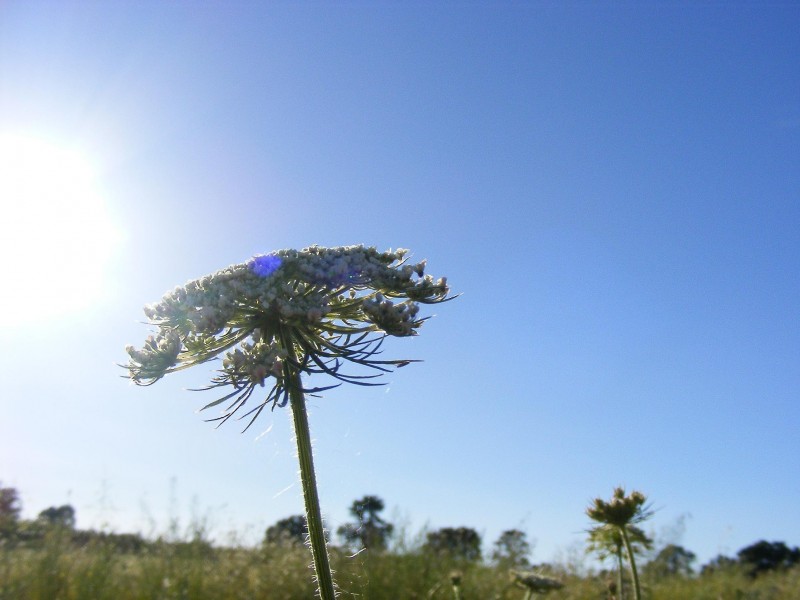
[1,532,799,600]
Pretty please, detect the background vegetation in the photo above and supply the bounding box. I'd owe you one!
[2,483,798,599]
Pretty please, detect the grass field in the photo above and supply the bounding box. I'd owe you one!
[2,527,798,600]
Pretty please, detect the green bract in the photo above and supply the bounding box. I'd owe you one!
[125,245,450,428]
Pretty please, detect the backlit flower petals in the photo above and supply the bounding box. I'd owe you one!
[362,294,421,336]
[124,245,452,427]
[222,340,287,387]
[125,330,182,384]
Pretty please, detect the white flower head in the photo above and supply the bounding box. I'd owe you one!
[125,245,452,429]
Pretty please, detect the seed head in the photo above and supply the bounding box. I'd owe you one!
[511,570,564,593]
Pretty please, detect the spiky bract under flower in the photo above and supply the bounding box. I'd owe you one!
[586,523,653,560]
[125,245,450,428]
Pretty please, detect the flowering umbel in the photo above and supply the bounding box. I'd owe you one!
[586,487,651,529]
[586,487,653,600]
[125,245,450,428]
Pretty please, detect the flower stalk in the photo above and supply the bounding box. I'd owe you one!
[286,365,336,600]
[620,526,642,600]
[615,543,624,600]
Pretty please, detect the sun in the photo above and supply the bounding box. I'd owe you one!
[0,133,121,326]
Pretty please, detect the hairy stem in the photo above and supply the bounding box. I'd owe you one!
[619,526,641,600]
[286,365,336,599]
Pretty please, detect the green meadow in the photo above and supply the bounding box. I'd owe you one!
[2,488,798,600]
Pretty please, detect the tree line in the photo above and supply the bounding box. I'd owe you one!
[261,491,799,582]
[2,483,798,582]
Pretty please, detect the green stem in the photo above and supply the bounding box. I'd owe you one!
[285,365,336,600]
[616,543,624,600]
[619,526,641,600]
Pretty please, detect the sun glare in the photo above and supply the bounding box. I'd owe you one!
[0,133,120,326]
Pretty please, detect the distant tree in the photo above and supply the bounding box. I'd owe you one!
[700,554,738,576]
[107,532,147,554]
[0,484,22,540]
[492,529,533,568]
[337,495,393,551]
[37,505,76,529]
[265,515,308,546]
[737,540,800,577]
[644,544,696,579]
[71,530,147,554]
[425,527,482,561]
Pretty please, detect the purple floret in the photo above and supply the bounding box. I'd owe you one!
[250,254,282,277]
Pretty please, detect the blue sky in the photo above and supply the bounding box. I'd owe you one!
[1,1,798,566]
